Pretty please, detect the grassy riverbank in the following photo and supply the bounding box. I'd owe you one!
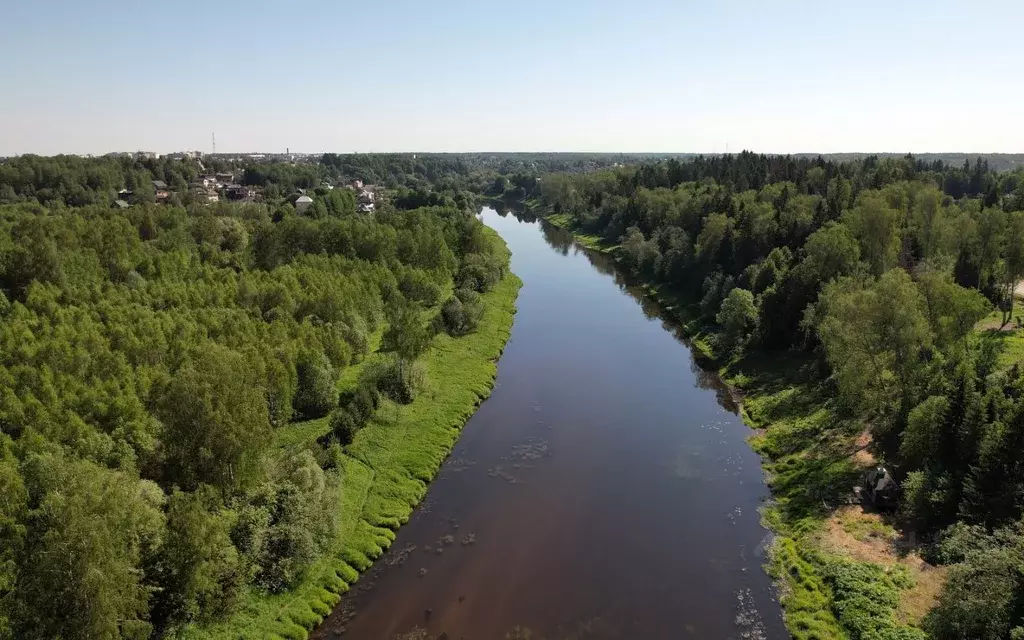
[543,210,937,640]
[545,212,617,253]
[181,256,522,640]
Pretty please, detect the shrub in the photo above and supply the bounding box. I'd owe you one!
[716,287,758,353]
[322,442,345,470]
[351,383,379,420]
[925,522,1024,640]
[381,304,431,360]
[230,491,273,570]
[700,271,734,317]
[456,252,503,292]
[329,408,360,445]
[256,453,340,593]
[328,380,381,446]
[398,269,442,305]
[823,559,924,640]
[361,355,426,404]
[338,320,370,363]
[293,351,337,419]
[438,288,484,336]
[152,488,246,627]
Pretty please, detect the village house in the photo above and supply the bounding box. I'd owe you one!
[190,185,219,203]
[357,186,375,212]
[152,180,171,202]
[225,184,255,200]
[295,194,313,214]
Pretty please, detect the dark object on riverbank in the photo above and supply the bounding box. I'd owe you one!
[860,467,900,510]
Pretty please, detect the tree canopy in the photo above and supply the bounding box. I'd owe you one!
[0,154,512,638]
[538,151,1024,638]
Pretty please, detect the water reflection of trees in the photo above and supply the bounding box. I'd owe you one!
[531,215,740,415]
[478,207,740,415]
[483,199,535,221]
[539,221,574,256]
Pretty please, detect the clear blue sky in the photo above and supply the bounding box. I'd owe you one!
[2,0,1022,155]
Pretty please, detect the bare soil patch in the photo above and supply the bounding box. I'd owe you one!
[819,505,947,626]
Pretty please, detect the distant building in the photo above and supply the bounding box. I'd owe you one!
[190,183,220,203]
[357,185,376,212]
[216,172,236,184]
[225,184,255,200]
[295,195,313,214]
[152,180,171,201]
[112,199,129,210]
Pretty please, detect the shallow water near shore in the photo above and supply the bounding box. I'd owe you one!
[311,207,786,640]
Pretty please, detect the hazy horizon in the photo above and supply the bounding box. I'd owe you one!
[7,150,1024,158]
[3,0,1023,156]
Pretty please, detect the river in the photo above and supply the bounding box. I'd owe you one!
[311,207,787,640]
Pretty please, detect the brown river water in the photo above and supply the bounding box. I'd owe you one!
[311,207,787,640]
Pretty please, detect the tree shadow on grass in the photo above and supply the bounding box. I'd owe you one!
[725,349,867,528]
[768,450,863,527]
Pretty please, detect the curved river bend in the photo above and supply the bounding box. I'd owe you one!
[313,208,786,640]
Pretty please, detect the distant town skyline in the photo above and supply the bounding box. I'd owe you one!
[2,0,1023,156]
[28,149,1024,159]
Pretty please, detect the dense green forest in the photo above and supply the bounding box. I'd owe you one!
[536,152,1024,640]
[0,155,515,639]
[6,150,1024,639]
